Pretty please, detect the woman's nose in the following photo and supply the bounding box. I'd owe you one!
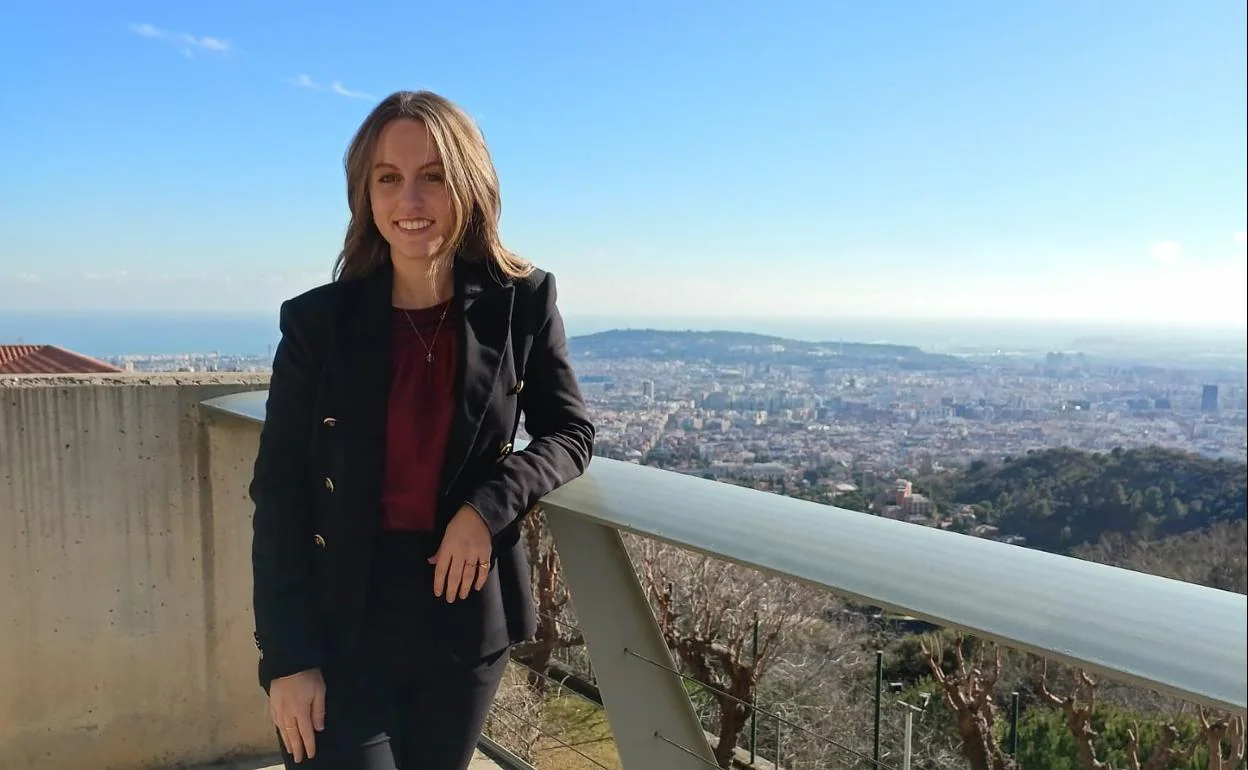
[399,181,424,206]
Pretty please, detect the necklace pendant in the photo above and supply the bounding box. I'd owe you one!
[425,353,434,363]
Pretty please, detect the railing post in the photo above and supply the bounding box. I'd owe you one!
[544,505,717,769]
[750,613,759,764]
[902,707,913,770]
[873,649,883,765]
[1009,690,1020,756]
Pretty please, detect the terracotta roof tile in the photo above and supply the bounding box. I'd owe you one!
[0,344,123,374]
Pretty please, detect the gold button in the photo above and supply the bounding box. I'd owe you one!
[511,380,524,395]
[499,442,513,457]
[322,417,337,427]
[324,477,334,492]
[313,534,326,548]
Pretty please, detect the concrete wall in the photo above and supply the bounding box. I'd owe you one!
[0,374,273,770]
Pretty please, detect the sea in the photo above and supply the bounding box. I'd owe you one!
[1,310,1245,365]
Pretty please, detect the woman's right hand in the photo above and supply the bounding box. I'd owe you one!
[269,668,327,763]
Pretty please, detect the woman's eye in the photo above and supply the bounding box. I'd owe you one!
[377,173,398,184]
[424,172,444,183]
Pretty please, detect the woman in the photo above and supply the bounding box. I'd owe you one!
[248,90,594,769]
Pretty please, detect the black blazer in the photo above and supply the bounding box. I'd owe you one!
[248,257,594,692]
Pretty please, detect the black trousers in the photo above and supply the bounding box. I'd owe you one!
[279,532,509,770]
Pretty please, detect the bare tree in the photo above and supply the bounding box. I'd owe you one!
[482,663,550,763]
[920,634,1017,770]
[754,617,875,769]
[1033,659,1216,770]
[1075,521,1247,595]
[511,507,584,691]
[630,537,834,768]
[1033,662,1112,770]
[1123,723,1194,770]
[1198,707,1246,770]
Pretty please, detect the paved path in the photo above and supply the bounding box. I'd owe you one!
[192,748,502,769]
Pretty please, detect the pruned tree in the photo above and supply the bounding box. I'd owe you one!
[511,507,584,691]
[1123,723,1194,770]
[1033,658,1214,770]
[1034,662,1111,770]
[630,537,835,768]
[1198,706,1246,770]
[920,633,1017,770]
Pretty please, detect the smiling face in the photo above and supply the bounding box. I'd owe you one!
[368,118,454,267]
[337,91,531,284]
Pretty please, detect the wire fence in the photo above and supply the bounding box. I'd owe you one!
[497,611,904,770]
[496,608,1241,770]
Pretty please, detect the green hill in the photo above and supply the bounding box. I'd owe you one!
[568,328,967,369]
[931,446,1247,553]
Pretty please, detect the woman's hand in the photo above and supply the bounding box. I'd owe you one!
[269,668,326,763]
[428,504,493,602]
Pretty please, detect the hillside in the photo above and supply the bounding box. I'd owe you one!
[1075,520,1247,593]
[568,328,967,369]
[930,446,1247,553]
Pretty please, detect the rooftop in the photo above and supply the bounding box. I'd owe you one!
[0,343,122,374]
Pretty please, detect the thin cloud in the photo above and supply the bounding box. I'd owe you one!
[1148,240,1183,264]
[288,74,319,90]
[72,271,322,288]
[129,23,232,57]
[17,272,40,284]
[286,74,374,100]
[330,81,373,100]
[82,270,130,283]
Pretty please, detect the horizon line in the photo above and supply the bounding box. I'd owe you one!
[3,307,1246,326]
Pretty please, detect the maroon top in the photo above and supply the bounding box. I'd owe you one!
[380,299,460,532]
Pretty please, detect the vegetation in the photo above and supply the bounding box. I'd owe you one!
[497,445,1246,769]
[484,663,622,769]
[1076,520,1247,594]
[929,446,1246,553]
[568,328,969,369]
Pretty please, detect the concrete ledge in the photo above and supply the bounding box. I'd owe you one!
[1,376,272,769]
[182,759,282,770]
[1,372,269,388]
[0,375,512,769]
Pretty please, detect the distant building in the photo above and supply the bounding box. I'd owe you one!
[878,478,934,517]
[860,469,877,491]
[641,379,655,401]
[972,524,1001,539]
[702,391,730,410]
[1201,384,1219,413]
[0,345,122,374]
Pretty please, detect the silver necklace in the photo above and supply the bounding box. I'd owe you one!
[401,301,451,363]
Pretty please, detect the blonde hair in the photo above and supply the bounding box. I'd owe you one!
[334,90,532,282]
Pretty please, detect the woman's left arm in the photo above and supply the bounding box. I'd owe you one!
[464,270,595,536]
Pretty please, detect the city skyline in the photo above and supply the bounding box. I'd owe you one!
[1,1,1245,326]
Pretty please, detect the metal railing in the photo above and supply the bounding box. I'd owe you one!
[202,390,1248,769]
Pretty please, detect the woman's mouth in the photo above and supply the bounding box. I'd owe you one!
[395,218,433,232]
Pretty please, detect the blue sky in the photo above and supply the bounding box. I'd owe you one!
[1,0,1245,327]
